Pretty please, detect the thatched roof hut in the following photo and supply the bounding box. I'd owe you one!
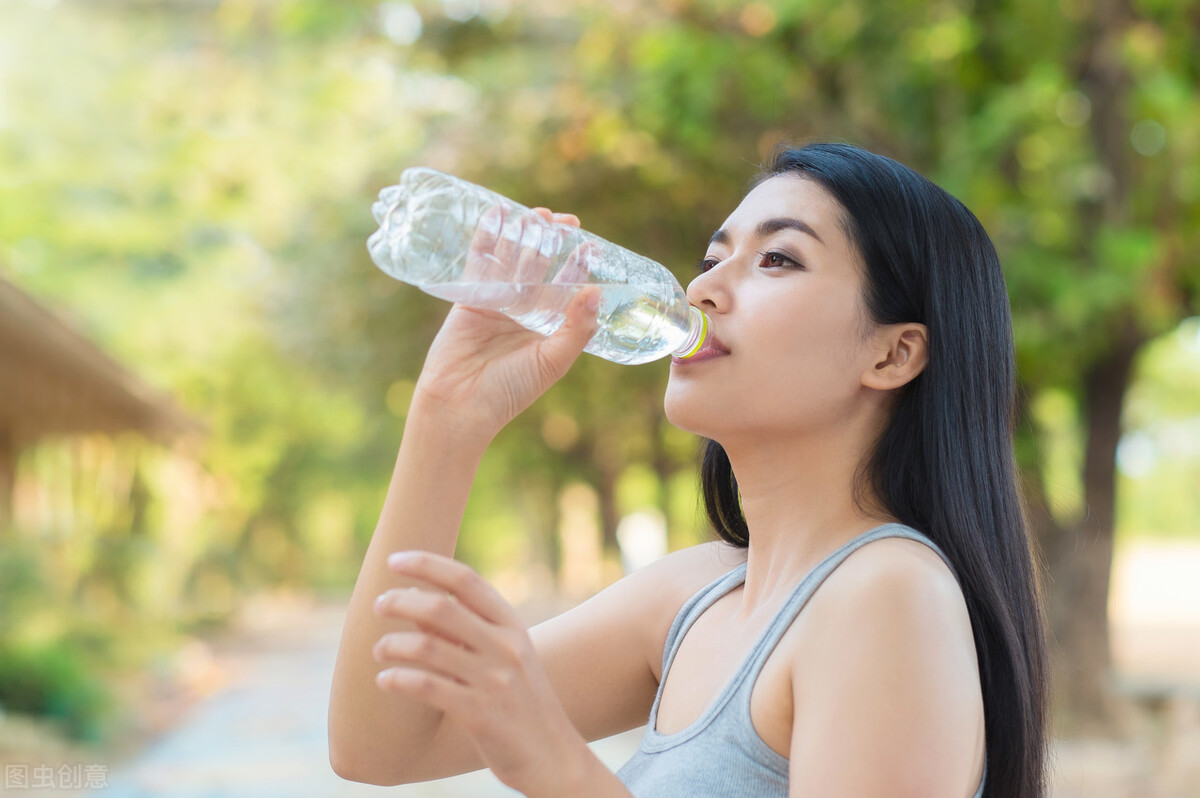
[0,274,201,525]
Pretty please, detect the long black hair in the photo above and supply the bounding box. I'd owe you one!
[701,143,1049,797]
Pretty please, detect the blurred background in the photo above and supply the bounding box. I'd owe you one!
[0,0,1197,795]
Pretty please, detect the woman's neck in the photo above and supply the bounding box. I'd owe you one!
[721,422,894,616]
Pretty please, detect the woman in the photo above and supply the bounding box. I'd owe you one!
[328,143,1050,797]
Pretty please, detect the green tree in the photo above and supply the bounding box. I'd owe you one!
[3,0,1196,736]
[373,0,1200,729]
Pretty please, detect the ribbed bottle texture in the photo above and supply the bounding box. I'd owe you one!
[367,168,707,365]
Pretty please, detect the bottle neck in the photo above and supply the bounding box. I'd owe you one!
[671,306,710,359]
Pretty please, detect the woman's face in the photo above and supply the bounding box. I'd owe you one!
[664,173,879,442]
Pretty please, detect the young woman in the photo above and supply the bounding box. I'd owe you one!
[328,143,1050,797]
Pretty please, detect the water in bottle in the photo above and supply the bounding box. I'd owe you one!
[366,168,708,365]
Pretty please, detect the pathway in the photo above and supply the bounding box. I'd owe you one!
[101,597,640,798]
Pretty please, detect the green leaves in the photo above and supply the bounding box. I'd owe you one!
[2,0,1197,621]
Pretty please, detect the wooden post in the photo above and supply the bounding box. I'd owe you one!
[0,426,15,535]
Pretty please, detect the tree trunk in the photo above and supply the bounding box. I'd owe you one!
[1034,0,1145,733]
[594,464,620,555]
[1040,323,1144,732]
[0,427,14,536]
[649,417,680,530]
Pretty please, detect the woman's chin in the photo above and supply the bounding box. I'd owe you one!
[663,393,720,439]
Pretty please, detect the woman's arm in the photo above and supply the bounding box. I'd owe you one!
[365,537,740,785]
[328,205,605,784]
[327,397,490,784]
[332,446,735,789]
[371,551,638,796]
[328,206,736,790]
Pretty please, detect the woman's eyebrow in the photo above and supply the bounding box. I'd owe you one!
[708,217,824,247]
[757,217,823,244]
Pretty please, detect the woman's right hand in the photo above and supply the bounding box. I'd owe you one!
[410,208,600,443]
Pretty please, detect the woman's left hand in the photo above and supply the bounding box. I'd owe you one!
[372,551,616,797]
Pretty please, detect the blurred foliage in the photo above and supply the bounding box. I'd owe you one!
[1117,317,1200,538]
[1,539,113,742]
[0,0,1197,733]
[0,640,111,743]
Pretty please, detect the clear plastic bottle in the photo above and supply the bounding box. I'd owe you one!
[366,168,708,365]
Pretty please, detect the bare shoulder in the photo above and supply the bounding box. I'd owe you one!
[800,535,976,665]
[825,536,968,611]
[784,535,985,795]
[625,538,748,597]
[558,539,748,639]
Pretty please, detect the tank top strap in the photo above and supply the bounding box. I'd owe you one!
[659,561,749,683]
[736,523,955,690]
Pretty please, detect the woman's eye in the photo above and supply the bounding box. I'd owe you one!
[758,251,802,269]
[695,257,719,273]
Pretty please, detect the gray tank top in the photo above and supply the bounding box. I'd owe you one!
[616,523,987,797]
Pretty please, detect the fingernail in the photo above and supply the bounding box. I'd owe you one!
[585,290,601,312]
[387,551,416,569]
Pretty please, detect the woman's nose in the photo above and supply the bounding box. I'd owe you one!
[686,260,732,313]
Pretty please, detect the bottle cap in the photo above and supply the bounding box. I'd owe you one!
[672,306,709,359]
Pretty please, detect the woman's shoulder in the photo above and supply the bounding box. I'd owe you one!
[650,537,748,576]
[550,539,746,633]
[825,533,967,610]
[796,533,972,650]
[777,534,986,793]
[599,538,747,616]
[784,532,982,729]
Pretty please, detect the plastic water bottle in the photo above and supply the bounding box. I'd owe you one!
[366,168,709,365]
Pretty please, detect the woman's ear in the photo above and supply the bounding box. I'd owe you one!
[861,323,928,391]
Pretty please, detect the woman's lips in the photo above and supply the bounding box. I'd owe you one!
[671,331,730,366]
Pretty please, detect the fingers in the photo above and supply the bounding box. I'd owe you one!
[384,551,523,628]
[373,554,535,712]
[468,204,584,285]
[466,207,563,317]
[490,211,547,287]
[555,240,595,286]
[531,207,580,228]
[375,666,472,715]
[465,205,504,281]
[374,584,497,652]
[460,205,592,352]
[537,287,601,370]
[487,213,531,287]
[373,629,476,678]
